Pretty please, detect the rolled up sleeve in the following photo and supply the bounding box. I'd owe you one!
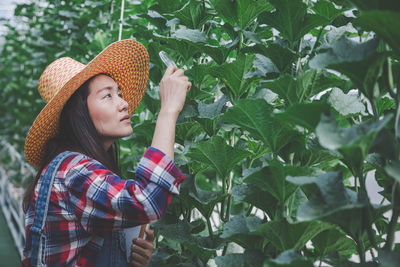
[64,147,185,232]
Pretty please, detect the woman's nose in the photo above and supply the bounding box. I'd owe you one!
[119,96,129,111]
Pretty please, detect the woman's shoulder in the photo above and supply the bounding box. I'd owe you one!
[50,151,108,175]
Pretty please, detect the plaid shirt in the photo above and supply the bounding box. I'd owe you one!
[22,147,184,266]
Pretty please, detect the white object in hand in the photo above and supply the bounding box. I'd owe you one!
[159,51,177,67]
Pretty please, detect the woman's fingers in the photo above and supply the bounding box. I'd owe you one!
[145,229,154,242]
[130,237,154,264]
[164,65,177,77]
[172,68,184,77]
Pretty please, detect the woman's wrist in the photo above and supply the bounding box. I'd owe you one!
[158,107,180,119]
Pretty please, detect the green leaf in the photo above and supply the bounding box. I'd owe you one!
[312,0,343,23]
[312,229,357,258]
[213,0,273,29]
[259,0,326,44]
[316,113,392,175]
[328,88,367,116]
[175,121,203,145]
[221,215,264,249]
[263,250,314,267]
[224,98,297,154]
[187,136,252,178]
[242,43,296,73]
[260,74,297,105]
[257,219,332,251]
[171,28,208,43]
[180,174,226,218]
[151,217,196,243]
[275,102,330,130]
[197,95,228,119]
[385,160,400,183]
[354,11,400,53]
[244,161,308,203]
[232,184,278,217]
[209,54,256,98]
[174,0,211,29]
[310,36,387,99]
[376,97,396,117]
[296,69,349,100]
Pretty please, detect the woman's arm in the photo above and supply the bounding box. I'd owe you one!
[151,66,191,161]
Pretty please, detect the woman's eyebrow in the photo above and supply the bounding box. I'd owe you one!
[97,86,119,94]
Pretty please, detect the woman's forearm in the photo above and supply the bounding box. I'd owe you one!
[150,109,179,161]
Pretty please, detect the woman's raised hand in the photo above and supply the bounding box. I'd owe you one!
[159,66,191,115]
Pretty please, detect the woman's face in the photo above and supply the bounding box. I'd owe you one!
[87,74,133,149]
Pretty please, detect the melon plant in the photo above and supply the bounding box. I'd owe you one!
[1,0,400,266]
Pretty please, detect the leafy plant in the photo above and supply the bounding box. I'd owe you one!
[1,0,400,266]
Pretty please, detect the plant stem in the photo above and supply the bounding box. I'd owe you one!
[295,38,303,76]
[206,217,214,238]
[384,182,400,250]
[246,205,253,216]
[310,26,324,56]
[222,243,228,256]
[355,236,366,263]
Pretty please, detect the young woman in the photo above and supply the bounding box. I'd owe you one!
[22,40,191,266]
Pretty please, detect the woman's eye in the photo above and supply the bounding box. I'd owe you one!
[118,93,122,98]
[104,93,111,99]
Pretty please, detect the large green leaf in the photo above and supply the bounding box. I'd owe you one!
[221,215,264,249]
[242,43,296,73]
[316,113,392,175]
[309,36,387,99]
[244,161,308,203]
[213,0,273,29]
[261,70,345,105]
[197,95,228,119]
[259,0,326,44]
[354,11,400,53]
[187,136,252,178]
[275,102,330,130]
[224,98,297,154]
[232,184,278,217]
[209,54,256,98]
[287,172,390,238]
[257,219,332,251]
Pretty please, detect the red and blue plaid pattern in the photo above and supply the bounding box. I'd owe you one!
[22,147,184,266]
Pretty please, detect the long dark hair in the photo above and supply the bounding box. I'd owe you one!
[23,74,120,213]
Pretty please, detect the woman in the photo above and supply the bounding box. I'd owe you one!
[22,40,191,266]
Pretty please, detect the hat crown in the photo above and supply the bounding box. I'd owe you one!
[38,57,86,103]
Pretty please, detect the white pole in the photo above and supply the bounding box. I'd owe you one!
[118,0,125,41]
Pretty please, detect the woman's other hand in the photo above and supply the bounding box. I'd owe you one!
[129,229,155,267]
[159,65,192,115]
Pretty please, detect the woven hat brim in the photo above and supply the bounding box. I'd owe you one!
[25,40,149,167]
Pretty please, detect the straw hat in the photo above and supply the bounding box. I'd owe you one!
[25,39,149,167]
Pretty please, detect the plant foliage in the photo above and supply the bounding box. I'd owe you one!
[1,0,400,265]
